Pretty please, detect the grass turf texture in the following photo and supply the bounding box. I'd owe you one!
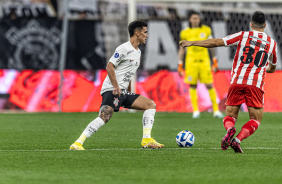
[0,112,281,184]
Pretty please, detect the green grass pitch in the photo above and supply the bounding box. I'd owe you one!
[0,112,281,184]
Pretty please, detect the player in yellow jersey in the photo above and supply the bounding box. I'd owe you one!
[178,11,223,118]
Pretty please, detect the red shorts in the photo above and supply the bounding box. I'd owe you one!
[225,84,264,108]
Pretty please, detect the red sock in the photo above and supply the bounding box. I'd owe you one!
[236,119,260,141]
[223,116,236,130]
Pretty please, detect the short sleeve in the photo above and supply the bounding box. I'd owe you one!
[222,31,243,47]
[180,30,185,41]
[109,46,127,66]
[270,42,277,66]
[207,26,212,39]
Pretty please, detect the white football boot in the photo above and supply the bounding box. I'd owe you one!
[213,111,224,118]
[192,111,200,118]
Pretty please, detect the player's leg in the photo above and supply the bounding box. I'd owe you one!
[205,83,223,118]
[70,91,117,150]
[79,105,114,143]
[190,85,200,118]
[129,95,164,148]
[221,105,240,150]
[70,105,114,150]
[185,65,200,118]
[130,95,156,139]
[200,64,222,118]
[221,84,245,151]
[231,107,263,153]
[231,85,264,153]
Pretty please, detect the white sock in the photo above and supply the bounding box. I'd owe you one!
[81,117,105,138]
[143,109,156,138]
[234,137,241,143]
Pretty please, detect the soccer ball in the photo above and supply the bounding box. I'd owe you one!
[176,130,195,147]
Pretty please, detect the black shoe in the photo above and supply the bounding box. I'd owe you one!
[230,139,243,153]
[221,127,236,150]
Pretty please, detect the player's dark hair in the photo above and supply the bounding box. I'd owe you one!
[188,10,202,28]
[128,21,147,37]
[251,11,266,29]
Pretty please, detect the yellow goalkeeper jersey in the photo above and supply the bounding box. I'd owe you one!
[180,25,212,67]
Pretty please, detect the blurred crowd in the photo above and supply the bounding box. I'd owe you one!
[0,0,57,19]
[0,0,120,20]
[0,0,266,21]
[0,0,182,20]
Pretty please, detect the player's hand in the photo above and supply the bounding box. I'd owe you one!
[178,63,185,77]
[212,57,219,73]
[179,41,192,48]
[113,86,121,97]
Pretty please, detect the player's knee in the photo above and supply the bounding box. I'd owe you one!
[248,107,263,122]
[100,116,111,123]
[249,113,262,122]
[226,107,231,114]
[205,83,213,89]
[226,108,238,119]
[99,105,114,123]
[147,100,156,110]
[190,84,197,89]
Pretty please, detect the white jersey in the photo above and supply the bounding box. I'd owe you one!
[101,41,141,95]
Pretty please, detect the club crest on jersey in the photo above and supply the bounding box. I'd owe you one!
[188,76,193,82]
[114,53,119,58]
[200,33,206,38]
[113,98,119,107]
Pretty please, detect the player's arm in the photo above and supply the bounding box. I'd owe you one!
[127,80,131,92]
[180,39,225,48]
[177,46,185,77]
[106,62,121,96]
[208,48,219,73]
[266,55,276,73]
[266,63,276,73]
[178,31,186,77]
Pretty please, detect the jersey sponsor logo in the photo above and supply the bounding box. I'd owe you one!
[127,50,134,55]
[114,53,119,58]
[113,98,119,107]
[123,71,134,82]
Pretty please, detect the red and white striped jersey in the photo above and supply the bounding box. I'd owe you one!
[222,30,277,91]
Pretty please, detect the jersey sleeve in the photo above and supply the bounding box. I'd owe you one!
[222,31,243,47]
[109,46,127,66]
[207,26,213,39]
[270,41,278,65]
[180,30,186,41]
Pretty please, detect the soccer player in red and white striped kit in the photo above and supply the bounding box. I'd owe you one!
[180,11,277,153]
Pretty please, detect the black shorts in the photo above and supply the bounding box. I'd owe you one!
[101,90,140,112]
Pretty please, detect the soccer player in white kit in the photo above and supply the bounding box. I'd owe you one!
[70,21,164,150]
[180,11,277,153]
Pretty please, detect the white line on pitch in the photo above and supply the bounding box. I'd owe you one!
[0,147,281,152]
